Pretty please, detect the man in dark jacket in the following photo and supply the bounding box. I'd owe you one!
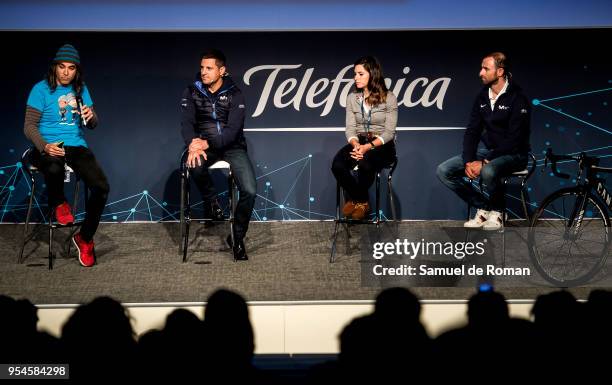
[181,49,256,260]
[436,52,531,230]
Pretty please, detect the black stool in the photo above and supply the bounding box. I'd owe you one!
[330,156,398,263]
[465,153,537,267]
[179,149,237,262]
[17,147,87,269]
[466,153,537,225]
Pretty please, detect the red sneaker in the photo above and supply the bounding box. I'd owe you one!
[72,233,95,267]
[55,202,74,225]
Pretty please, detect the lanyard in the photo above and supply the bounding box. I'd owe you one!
[360,99,371,134]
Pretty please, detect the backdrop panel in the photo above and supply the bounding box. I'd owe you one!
[1,29,610,222]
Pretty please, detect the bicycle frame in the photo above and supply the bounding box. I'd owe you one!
[528,148,611,286]
[596,180,612,211]
[566,187,589,237]
[545,149,611,236]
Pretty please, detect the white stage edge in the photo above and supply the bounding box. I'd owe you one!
[36,301,535,353]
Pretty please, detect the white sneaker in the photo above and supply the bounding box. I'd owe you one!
[483,210,503,231]
[464,209,490,228]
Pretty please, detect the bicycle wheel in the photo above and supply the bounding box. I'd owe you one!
[529,187,610,287]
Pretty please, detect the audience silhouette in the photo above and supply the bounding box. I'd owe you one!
[2,287,611,383]
[61,296,137,379]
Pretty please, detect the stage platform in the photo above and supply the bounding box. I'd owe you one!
[1,220,601,352]
[0,221,594,304]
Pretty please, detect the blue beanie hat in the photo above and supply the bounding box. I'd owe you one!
[54,44,80,65]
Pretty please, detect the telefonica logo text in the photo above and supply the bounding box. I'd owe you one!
[243,65,451,117]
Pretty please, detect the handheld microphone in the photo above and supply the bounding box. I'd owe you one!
[77,96,87,128]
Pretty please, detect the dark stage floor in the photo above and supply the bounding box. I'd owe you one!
[0,221,601,304]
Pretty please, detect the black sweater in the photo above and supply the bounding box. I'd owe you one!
[462,81,531,163]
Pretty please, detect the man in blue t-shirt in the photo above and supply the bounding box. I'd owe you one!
[24,44,109,267]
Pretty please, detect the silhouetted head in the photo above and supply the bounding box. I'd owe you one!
[531,290,579,326]
[204,289,254,366]
[61,296,135,355]
[165,308,202,335]
[467,290,509,327]
[374,287,421,322]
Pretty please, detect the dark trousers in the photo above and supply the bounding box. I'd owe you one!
[331,140,396,202]
[30,146,110,242]
[436,147,528,211]
[190,147,256,241]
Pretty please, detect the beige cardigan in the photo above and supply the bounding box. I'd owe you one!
[345,91,398,144]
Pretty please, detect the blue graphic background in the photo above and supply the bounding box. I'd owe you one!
[1,30,610,223]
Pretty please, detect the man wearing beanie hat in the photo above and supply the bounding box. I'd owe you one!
[23,43,110,267]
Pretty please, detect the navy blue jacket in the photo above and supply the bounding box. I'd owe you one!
[462,81,531,163]
[180,75,247,150]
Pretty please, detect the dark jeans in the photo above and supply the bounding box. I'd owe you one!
[331,140,396,202]
[190,147,256,241]
[436,147,528,211]
[30,146,110,242]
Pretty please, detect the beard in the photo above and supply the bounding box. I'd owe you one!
[481,76,498,86]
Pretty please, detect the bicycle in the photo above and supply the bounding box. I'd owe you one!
[528,148,611,287]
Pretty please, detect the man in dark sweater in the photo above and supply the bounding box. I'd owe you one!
[436,52,531,230]
[180,49,256,260]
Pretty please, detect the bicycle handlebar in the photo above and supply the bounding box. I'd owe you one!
[544,147,612,178]
[544,148,572,179]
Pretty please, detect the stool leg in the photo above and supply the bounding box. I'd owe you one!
[182,171,191,263]
[343,221,351,256]
[501,178,508,231]
[502,211,506,268]
[387,174,397,221]
[466,178,476,220]
[464,204,472,244]
[229,171,236,261]
[341,189,351,255]
[73,178,80,218]
[67,178,80,257]
[179,170,186,255]
[330,182,341,263]
[48,208,54,270]
[330,222,341,263]
[375,172,381,226]
[501,179,507,267]
[18,176,36,264]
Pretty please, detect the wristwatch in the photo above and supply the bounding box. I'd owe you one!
[369,142,375,150]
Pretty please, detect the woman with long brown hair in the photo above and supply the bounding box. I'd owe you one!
[331,56,398,220]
